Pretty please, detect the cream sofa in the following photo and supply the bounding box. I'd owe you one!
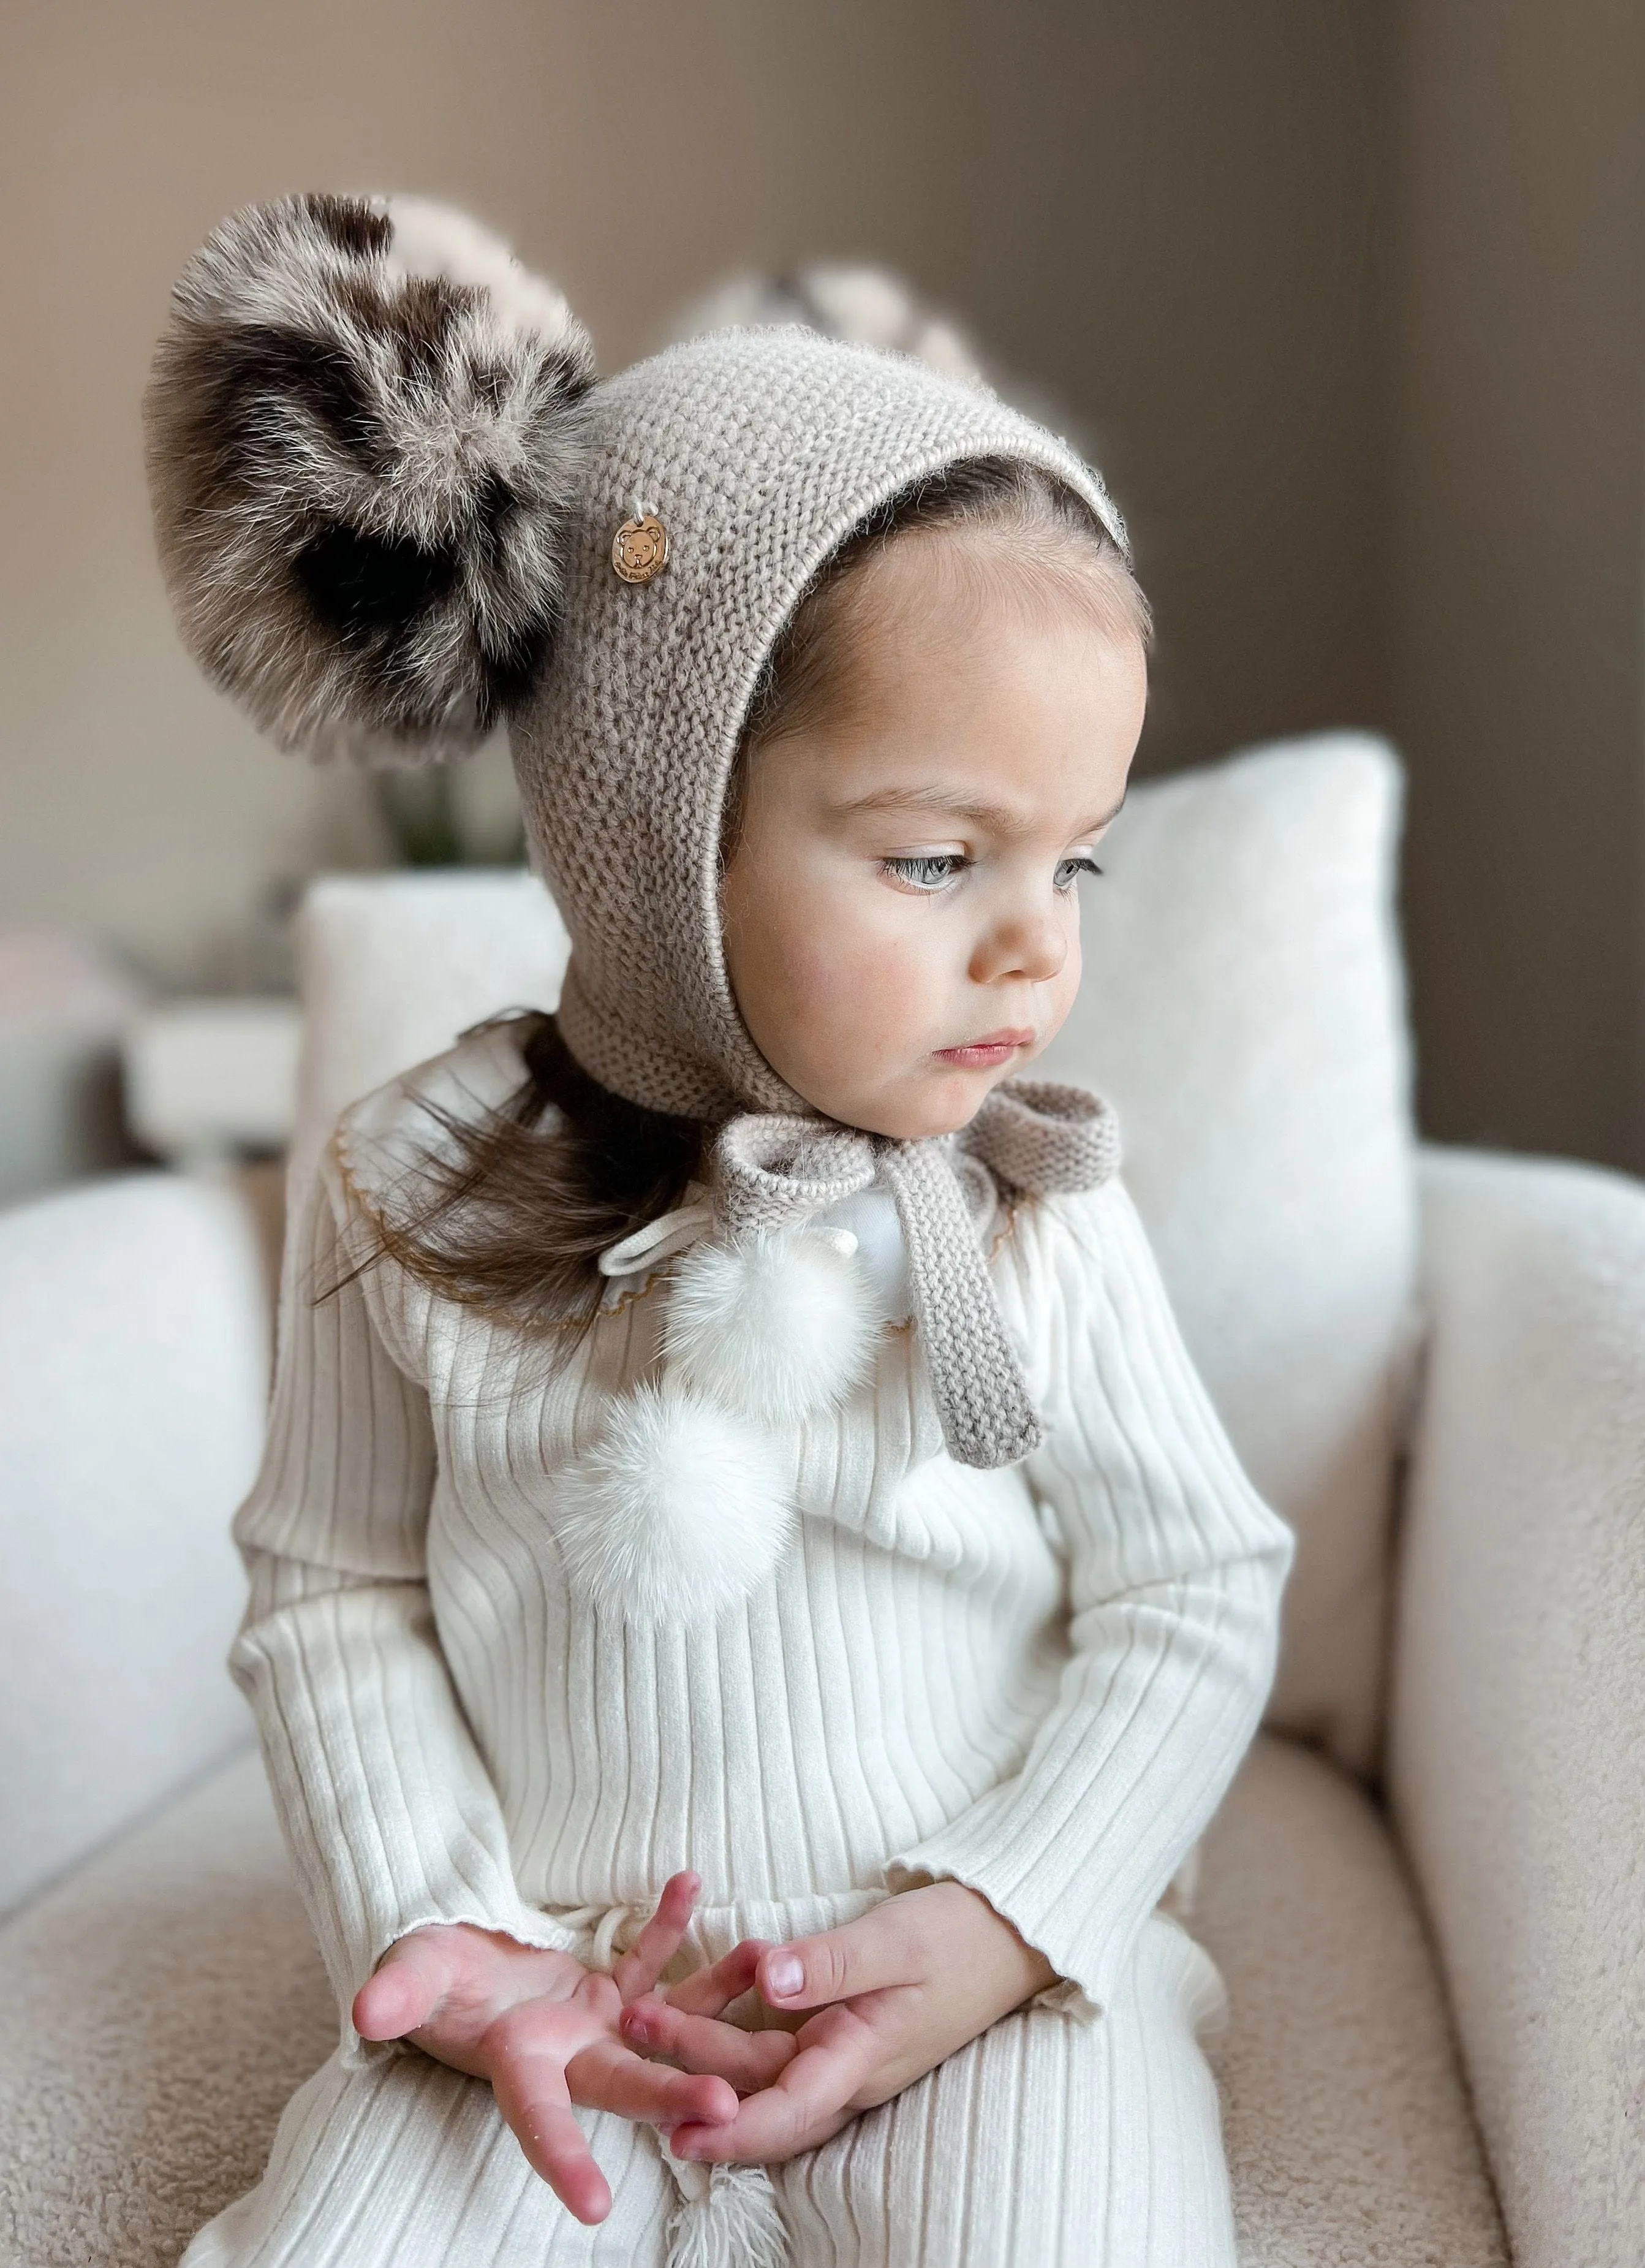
[2,736,1640,2267]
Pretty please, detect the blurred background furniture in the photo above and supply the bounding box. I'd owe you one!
[4,735,1640,2267]
[123,998,302,1169]
[0,931,150,1209]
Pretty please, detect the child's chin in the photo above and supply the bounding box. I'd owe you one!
[853,1068,1002,1143]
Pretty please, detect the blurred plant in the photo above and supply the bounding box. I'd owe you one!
[371,739,526,869]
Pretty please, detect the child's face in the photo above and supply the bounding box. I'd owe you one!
[721,533,1147,1139]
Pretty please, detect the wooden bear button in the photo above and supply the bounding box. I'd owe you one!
[611,512,670,585]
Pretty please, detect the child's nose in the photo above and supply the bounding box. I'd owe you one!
[971,903,1068,987]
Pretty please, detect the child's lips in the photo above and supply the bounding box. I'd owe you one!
[933,1029,1035,1070]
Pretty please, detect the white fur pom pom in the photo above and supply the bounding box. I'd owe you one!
[555,1386,794,1623]
[664,1230,882,1425]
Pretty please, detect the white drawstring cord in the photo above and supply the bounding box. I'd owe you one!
[597,1201,716,1280]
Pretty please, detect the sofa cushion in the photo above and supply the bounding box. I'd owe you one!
[0,1734,1500,2268]
[1040,735,1418,1773]
[0,1173,269,1913]
[1194,1734,1506,2266]
[0,1751,333,2268]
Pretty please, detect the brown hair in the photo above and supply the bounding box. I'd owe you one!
[344,458,1148,1336]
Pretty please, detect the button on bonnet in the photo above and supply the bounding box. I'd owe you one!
[611,510,670,584]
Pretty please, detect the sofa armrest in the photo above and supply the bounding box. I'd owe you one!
[1389,1146,1645,2268]
[0,1172,268,1914]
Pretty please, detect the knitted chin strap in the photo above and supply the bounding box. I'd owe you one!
[714,1079,1120,1468]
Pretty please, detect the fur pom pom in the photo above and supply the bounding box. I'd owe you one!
[676,264,984,387]
[663,1230,882,1425]
[555,1385,794,1623]
[145,192,594,764]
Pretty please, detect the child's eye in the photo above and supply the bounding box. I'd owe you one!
[883,853,967,892]
[1054,854,1104,892]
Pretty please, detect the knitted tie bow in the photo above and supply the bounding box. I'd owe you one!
[713,1079,1119,1469]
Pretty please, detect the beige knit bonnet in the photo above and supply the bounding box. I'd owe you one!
[146,192,1124,1476]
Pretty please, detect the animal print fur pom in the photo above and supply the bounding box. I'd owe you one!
[144,193,594,764]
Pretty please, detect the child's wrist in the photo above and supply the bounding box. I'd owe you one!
[904,1878,1059,2004]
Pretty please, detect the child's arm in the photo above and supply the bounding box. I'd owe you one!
[869,1174,1298,2015]
[627,1174,1295,2161]
[232,1157,733,2216]
[230,1155,567,2018]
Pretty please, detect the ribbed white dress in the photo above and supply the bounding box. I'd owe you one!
[182,1025,1295,2268]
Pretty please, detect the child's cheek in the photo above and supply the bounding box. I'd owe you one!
[785,912,941,1075]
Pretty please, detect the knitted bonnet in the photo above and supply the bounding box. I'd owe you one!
[146,192,1124,1506]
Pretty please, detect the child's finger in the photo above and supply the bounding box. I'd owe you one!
[668,2008,881,2164]
[611,1870,701,2004]
[568,2037,738,2129]
[352,1932,458,2041]
[488,2038,612,2224]
[621,1997,798,2090]
[656,1938,771,2019]
[755,1900,925,2011]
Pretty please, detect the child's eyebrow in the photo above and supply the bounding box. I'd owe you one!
[833,784,1129,835]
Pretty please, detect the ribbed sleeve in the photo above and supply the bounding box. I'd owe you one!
[229,1156,577,2052]
[882,1178,1295,2019]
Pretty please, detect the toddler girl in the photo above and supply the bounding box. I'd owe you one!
[146,193,1295,2267]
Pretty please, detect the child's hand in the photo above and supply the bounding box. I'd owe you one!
[352,1870,736,2224]
[618,1880,1056,2164]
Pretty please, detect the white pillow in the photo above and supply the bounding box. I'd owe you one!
[294,732,1416,1775]
[1039,733,1417,1773]
[291,869,571,1188]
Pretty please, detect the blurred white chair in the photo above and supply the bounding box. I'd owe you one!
[123,998,303,1167]
[1,736,1639,2268]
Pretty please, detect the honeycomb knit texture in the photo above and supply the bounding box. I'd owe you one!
[510,325,1125,1126]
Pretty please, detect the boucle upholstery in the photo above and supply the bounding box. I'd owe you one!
[0,1735,1503,2268]
[0,1756,333,2268]
[1197,1736,1505,2266]
[1390,1151,1645,2268]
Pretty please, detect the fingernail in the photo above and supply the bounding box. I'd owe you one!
[765,1951,803,1998]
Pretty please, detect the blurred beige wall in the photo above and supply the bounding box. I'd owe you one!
[1,0,1391,987]
[1392,0,1645,1173]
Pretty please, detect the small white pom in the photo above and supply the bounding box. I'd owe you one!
[555,1386,794,1623]
[664,1230,882,1424]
